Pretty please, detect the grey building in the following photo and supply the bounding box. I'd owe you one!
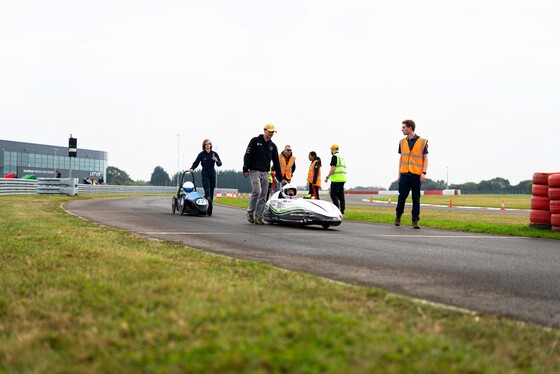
[1,139,108,183]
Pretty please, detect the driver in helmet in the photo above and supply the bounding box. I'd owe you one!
[279,183,298,199]
[182,181,195,194]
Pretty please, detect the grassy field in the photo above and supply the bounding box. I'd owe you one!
[1,194,560,373]
[368,194,531,210]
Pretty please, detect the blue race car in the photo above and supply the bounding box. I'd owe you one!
[171,171,209,216]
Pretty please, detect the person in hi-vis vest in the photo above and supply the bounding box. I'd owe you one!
[279,145,296,183]
[395,119,429,229]
[307,151,321,199]
[324,144,346,214]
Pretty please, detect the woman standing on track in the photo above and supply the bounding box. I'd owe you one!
[188,139,222,216]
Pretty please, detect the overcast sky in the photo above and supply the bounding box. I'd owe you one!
[1,1,558,188]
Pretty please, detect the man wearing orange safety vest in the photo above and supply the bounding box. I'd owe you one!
[395,119,429,229]
[279,145,296,183]
[307,151,321,199]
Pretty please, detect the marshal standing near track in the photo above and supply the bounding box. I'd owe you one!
[324,144,346,215]
[278,145,296,183]
[395,119,429,229]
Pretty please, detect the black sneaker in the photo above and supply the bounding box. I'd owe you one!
[394,215,402,226]
[247,214,255,224]
[412,220,420,229]
[255,219,264,225]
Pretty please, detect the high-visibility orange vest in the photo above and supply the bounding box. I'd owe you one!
[307,160,321,188]
[279,153,296,180]
[400,137,427,175]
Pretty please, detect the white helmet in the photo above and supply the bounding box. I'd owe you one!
[182,181,195,193]
[281,183,298,198]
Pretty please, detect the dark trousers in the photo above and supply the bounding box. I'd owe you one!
[330,182,345,214]
[308,183,320,199]
[396,173,421,220]
[202,174,215,202]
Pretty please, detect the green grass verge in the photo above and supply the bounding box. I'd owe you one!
[1,195,560,373]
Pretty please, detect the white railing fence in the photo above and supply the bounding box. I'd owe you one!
[0,178,237,196]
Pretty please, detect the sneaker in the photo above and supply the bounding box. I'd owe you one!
[255,219,264,225]
[246,213,254,224]
[394,215,401,226]
[412,220,420,229]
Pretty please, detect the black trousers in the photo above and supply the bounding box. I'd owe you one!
[201,173,216,201]
[396,173,421,220]
[308,183,320,199]
[329,182,345,214]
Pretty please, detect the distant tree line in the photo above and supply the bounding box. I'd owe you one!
[107,166,253,192]
[107,166,533,194]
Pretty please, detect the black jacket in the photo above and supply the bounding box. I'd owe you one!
[243,134,283,179]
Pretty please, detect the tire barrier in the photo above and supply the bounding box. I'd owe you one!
[530,196,550,211]
[533,172,554,185]
[549,173,560,232]
[549,173,560,188]
[531,183,549,197]
[530,172,554,230]
[530,209,551,225]
[548,187,560,200]
[550,200,560,214]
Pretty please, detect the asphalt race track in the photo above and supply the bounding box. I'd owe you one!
[65,196,560,328]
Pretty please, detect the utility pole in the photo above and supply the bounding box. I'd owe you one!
[177,134,180,187]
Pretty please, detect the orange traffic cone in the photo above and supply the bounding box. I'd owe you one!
[370,196,373,203]
[501,200,505,210]
[449,198,453,208]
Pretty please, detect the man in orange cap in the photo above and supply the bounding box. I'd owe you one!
[243,124,286,224]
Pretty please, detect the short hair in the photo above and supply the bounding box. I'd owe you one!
[402,119,416,131]
[202,139,212,150]
[309,151,317,158]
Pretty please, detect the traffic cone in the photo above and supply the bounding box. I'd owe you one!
[370,196,373,203]
[501,200,505,210]
[216,191,222,199]
[388,197,391,204]
[449,198,453,208]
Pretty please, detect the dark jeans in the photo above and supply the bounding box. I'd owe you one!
[396,173,421,220]
[330,182,345,214]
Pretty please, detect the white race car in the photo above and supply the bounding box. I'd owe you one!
[263,184,342,229]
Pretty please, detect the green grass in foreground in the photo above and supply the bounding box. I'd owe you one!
[1,195,560,373]
[218,195,560,240]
